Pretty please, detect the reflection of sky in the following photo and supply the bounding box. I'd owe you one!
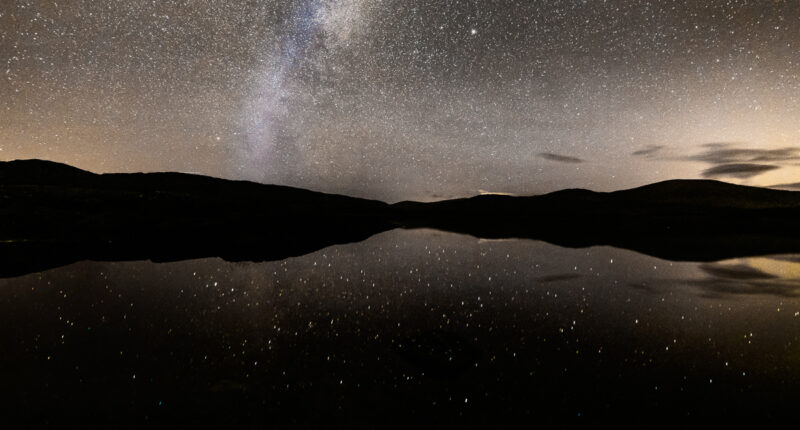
[689,256,800,298]
[1,229,800,420]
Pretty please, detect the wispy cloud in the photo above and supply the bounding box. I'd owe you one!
[701,163,780,179]
[688,144,800,179]
[538,153,583,163]
[690,146,800,165]
[768,182,800,191]
[700,142,735,148]
[631,145,664,157]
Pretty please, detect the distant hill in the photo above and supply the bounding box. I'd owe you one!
[0,159,393,277]
[613,179,800,208]
[394,178,800,261]
[3,159,800,277]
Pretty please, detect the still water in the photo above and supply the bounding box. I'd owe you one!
[1,228,799,424]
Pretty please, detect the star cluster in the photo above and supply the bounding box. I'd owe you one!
[2,0,800,201]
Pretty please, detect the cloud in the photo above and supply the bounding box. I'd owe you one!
[538,153,583,163]
[686,144,800,179]
[631,145,664,157]
[701,163,779,179]
[768,182,800,191]
[690,146,800,165]
[700,142,735,148]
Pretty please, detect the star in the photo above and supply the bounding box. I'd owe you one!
[2,0,799,201]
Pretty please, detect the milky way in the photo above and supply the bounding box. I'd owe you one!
[2,1,800,201]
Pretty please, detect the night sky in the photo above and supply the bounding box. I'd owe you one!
[2,0,800,201]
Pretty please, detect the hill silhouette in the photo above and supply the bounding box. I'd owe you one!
[0,159,393,277]
[3,159,800,277]
[394,179,800,261]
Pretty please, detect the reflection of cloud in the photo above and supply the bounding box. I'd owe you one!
[701,163,779,179]
[698,264,776,280]
[536,273,581,283]
[538,153,583,163]
[631,145,664,157]
[765,255,800,263]
[627,282,666,294]
[687,262,800,298]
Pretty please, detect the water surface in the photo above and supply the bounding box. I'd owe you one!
[2,229,799,425]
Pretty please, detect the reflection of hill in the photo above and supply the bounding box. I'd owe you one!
[395,179,800,262]
[0,160,393,278]
[3,159,800,277]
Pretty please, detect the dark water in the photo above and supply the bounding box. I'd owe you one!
[2,228,800,425]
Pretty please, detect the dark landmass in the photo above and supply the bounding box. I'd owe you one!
[4,159,800,277]
[394,179,800,262]
[0,159,393,278]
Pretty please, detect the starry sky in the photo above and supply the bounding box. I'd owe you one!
[2,0,800,202]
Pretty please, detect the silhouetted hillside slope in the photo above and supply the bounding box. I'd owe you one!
[4,159,800,277]
[613,179,800,208]
[0,159,393,277]
[393,180,800,261]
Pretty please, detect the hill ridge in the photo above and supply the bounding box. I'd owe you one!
[3,158,800,277]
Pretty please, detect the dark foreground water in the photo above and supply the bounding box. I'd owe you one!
[2,229,800,425]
